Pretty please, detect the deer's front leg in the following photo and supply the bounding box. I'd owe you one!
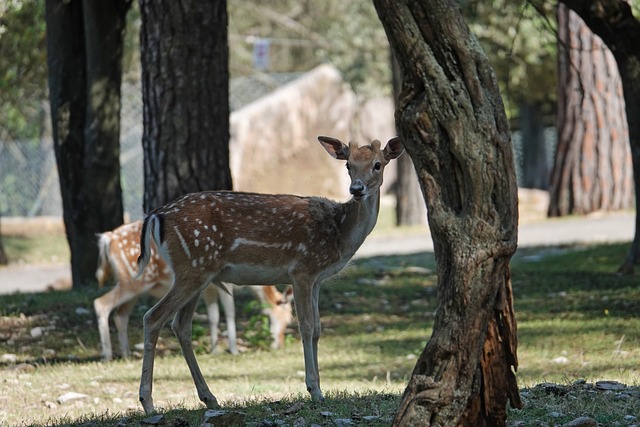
[311,282,322,388]
[293,279,324,401]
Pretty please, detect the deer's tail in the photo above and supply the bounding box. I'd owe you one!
[95,232,113,288]
[137,214,164,278]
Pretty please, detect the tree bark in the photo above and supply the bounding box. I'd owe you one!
[373,1,521,425]
[139,0,233,211]
[558,0,640,274]
[45,0,128,287]
[549,4,633,217]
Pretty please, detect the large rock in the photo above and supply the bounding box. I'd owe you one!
[230,64,395,200]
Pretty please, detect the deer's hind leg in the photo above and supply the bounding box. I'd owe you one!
[172,285,219,409]
[113,297,138,359]
[139,278,208,414]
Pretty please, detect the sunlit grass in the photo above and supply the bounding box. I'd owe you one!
[1,233,69,266]
[1,241,640,425]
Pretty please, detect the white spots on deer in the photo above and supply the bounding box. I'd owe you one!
[195,239,200,247]
[174,226,192,259]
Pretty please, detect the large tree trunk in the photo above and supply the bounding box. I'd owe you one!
[373,1,521,425]
[558,0,640,274]
[45,0,128,287]
[139,0,232,211]
[548,4,633,217]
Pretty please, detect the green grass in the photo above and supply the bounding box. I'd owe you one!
[1,238,639,426]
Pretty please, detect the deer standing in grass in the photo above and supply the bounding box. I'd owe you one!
[137,136,403,414]
[94,221,293,361]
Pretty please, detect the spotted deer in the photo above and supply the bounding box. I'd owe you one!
[137,136,403,414]
[94,221,293,361]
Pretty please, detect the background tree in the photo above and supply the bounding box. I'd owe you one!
[555,0,640,274]
[373,0,521,425]
[0,1,48,264]
[0,219,7,265]
[392,54,426,226]
[548,4,633,216]
[462,0,557,189]
[139,0,232,211]
[45,0,129,287]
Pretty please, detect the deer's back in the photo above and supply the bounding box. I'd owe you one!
[153,191,345,284]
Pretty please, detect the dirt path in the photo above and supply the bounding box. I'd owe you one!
[0,212,634,295]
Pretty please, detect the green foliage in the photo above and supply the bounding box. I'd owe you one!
[461,0,557,117]
[228,0,391,97]
[243,300,275,350]
[0,0,47,139]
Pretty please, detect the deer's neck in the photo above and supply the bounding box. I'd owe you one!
[336,191,381,258]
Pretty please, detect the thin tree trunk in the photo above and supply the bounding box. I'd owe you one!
[519,102,549,190]
[373,1,521,425]
[45,0,128,287]
[140,0,232,211]
[549,4,632,217]
[0,217,8,265]
[392,53,427,226]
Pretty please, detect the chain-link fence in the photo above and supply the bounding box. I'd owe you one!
[0,74,303,221]
[0,82,145,221]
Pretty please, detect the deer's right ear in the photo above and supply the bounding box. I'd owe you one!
[318,136,350,160]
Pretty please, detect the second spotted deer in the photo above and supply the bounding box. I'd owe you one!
[137,136,403,414]
[94,221,293,361]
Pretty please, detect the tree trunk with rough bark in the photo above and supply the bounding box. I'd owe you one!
[373,1,521,425]
[558,0,640,274]
[45,0,128,287]
[139,0,232,211]
[549,4,633,217]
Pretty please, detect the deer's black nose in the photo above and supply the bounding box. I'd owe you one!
[350,180,365,197]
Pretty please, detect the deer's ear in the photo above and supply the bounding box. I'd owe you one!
[383,137,404,161]
[318,136,350,160]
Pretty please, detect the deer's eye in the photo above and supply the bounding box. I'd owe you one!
[374,162,382,171]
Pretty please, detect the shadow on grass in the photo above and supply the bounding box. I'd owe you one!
[0,242,637,370]
[33,391,401,427]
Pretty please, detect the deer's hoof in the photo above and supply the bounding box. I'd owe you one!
[308,388,324,402]
[139,396,155,415]
[202,393,220,409]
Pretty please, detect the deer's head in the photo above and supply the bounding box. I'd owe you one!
[318,136,404,201]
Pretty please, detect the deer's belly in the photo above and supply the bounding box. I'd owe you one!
[216,263,291,285]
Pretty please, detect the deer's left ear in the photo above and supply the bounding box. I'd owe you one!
[318,136,350,160]
[383,137,404,162]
